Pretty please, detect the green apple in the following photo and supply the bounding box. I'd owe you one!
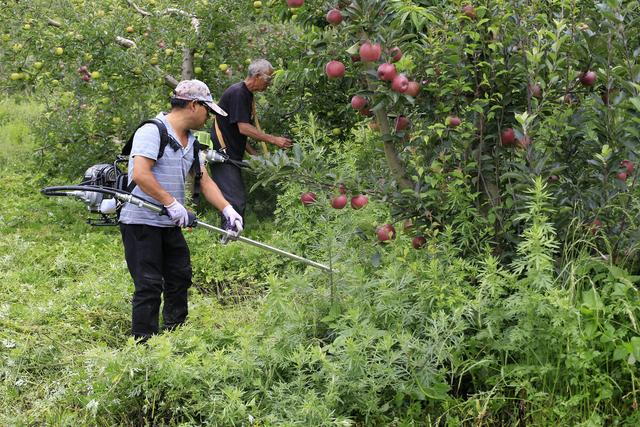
[194,66,203,74]
[33,62,43,70]
[218,63,228,72]
[90,71,100,79]
[54,47,64,55]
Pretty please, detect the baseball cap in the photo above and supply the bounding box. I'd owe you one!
[173,79,227,116]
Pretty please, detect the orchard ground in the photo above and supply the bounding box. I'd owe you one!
[2,0,640,424]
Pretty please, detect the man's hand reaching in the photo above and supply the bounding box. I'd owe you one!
[272,136,292,149]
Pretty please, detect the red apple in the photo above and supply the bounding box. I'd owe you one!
[338,183,347,194]
[351,95,367,110]
[462,5,477,19]
[621,159,634,174]
[590,218,602,235]
[517,135,531,149]
[326,9,343,25]
[579,70,597,87]
[395,115,410,131]
[405,81,421,97]
[82,74,91,82]
[616,172,628,182]
[391,74,409,93]
[446,116,461,127]
[359,41,382,62]
[500,128,515,145]
[300,192,317,205]
[325,60,345,79]
[351,194,368,209]
[389,47,402,62]
[376,223,396,242]
[350,55,361,62]
[330,194,347,209]
[377,63,397,81]
[287,0,304,7]
[77,65,88,74]
[529,83,542,98]
[359,108,373,117]
[412,236,426,249]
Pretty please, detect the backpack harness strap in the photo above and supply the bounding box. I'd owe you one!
[191,137,202,205]
[122,118,200,202]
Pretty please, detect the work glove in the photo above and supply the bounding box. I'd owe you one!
[164,198,189,227]
[222,205,244,238]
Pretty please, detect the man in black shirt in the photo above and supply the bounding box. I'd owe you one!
[210,59,292,230]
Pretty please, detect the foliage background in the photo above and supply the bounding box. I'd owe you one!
[1,0,640,425]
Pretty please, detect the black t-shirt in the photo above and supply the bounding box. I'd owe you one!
[211,82,253,161]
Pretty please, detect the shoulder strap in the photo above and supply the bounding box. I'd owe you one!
[251,99,269,155]
[213,116,227,153]
[191,137,202,204]
[123,118,176,193]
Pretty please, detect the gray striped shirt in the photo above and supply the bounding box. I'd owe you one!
[119,113,196,227]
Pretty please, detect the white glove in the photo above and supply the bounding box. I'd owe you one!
[164,198,189,227]
[222,205,244,237]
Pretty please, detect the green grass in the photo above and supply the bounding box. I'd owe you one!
[0,98,265,424]
[2,98,640,426]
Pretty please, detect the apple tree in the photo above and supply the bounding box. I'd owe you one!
[0,0,276,177]
[251,0,639,266]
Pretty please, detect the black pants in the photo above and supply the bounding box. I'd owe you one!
[120,224,192,340]
[210,162,246,229]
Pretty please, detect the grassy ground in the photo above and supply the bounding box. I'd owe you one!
[0,99,263,424]
[4,99,639,426]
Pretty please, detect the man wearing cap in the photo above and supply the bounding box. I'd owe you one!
[119,79,243,342]
[210,59,293,231]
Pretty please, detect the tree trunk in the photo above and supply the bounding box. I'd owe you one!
[374,108,412,190]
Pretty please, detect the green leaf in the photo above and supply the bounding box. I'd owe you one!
[613,346,628,361]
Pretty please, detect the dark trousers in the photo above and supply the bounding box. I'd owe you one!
[210,162,246,229]
[120,224,192,340]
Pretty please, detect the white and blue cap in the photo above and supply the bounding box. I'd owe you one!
[173,79,227,116]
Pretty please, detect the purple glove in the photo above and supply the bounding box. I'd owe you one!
[164,198,189,227]
[222,205,243,237]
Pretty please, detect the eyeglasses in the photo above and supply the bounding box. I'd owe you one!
[196,100,214,116]
[259,73,273,83]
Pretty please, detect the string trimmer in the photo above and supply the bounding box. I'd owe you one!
[41,184,333,273]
